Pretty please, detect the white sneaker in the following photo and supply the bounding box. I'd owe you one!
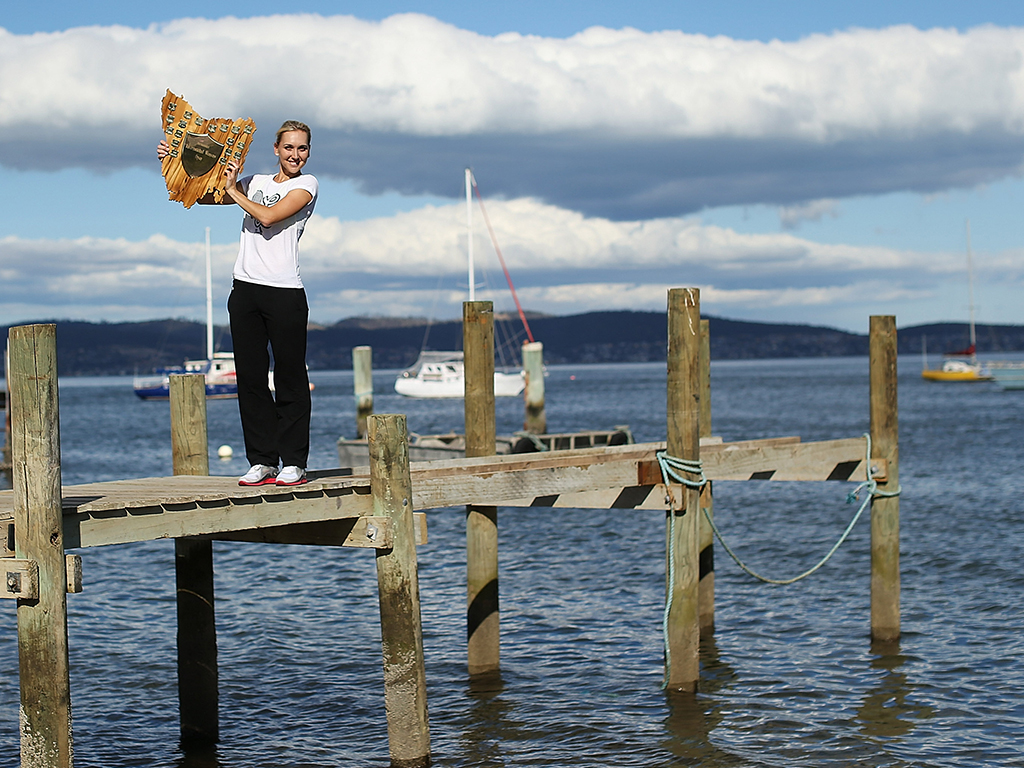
[238,464,278,486]
[276,466,307,486]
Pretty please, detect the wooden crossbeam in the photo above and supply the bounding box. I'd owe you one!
[411,437,879,511]
[640,436,884,484]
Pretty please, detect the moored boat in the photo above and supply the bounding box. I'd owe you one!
[337,426,633,468]
[394,169,534,399]
[133,352,237,400]
[133,228,239,400]
[921,357,991,382]
[922,222,992,382]
[394,351,524,398]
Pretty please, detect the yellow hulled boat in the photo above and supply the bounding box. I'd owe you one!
[921,358,992,382]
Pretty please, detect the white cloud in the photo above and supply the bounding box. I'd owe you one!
[3,17,1024,216]
[0,197,1004,327]
[299,198,946,277]
[4,18,1024,139]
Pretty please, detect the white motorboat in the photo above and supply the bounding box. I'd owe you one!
[394,351,524,398]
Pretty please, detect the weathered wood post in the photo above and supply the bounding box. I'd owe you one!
[9,324,73,768]
[698,319,715,637]
[665,289,701,692]
[522,340,545,434]
[169,373,218,746]
[869,316,900,642]
[353,345,374,439]
[368,413,431,768]
[3,340,11,471]
[464,300,500,676]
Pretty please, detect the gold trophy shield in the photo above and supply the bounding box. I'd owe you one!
[160,90,257,208]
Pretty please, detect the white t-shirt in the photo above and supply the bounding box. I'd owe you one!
[232,173,318,288]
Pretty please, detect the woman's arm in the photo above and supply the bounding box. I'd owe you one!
[156,140,236,206]
[222,160,312,226]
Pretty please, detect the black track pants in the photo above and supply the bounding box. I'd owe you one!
[228,279,311,468]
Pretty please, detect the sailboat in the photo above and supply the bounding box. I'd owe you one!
[922,220,992,382]
[133,228,238,399]
[395,169,530,398]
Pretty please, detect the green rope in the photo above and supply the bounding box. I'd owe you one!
[656,450,705,689]
[704,433,900,585]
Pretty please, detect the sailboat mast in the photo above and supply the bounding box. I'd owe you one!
[205,227,214,361]
[966,219,976,353]
[466,168,474,302]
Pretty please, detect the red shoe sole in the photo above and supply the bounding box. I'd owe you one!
[238,477,278,487]
[275,477,308,487]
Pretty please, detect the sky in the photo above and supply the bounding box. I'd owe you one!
[3,1,1024,334]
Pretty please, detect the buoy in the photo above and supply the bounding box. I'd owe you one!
[217,445,233,459]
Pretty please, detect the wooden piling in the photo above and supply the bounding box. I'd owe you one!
[3,341,11,471]
[463,301,500,676]
[169,373,219,746]
[353,346,374,439]
[698,319,715,637]
[9,324,73,768]
[522,341,545,435]
[368,414,431,768]
[869,316,900,642]
[665,289,701,692]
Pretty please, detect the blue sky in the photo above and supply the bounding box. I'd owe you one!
[2,2,1023,333]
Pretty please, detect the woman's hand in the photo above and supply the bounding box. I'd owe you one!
[157,139,170,160]
[223,159,240,190]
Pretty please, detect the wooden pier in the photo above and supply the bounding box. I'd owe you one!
[1,290,900,767]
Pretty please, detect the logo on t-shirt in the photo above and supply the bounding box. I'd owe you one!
[248,189,282,234]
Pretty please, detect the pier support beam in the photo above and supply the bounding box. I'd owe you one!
[353,346,374,439]
[10,324,73,768]
[169,374,218,746]
[369,414,431,768]
[522,341,545,435]
[698,319,715,638]
[869,316,900,642]
[464,301,500,676]
[665,289,701,692]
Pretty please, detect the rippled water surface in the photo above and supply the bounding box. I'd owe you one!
[2,357,1024,767]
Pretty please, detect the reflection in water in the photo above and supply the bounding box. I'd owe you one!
[461,671,516,768]
[857,640,935,740]
[662,636,751,767]
[174,744,224,768]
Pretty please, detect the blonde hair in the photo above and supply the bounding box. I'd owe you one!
[275,120,311,145]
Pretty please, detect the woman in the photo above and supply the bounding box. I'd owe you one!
[158,120,318,486]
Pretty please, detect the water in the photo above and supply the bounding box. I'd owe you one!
[2,358,1024,767]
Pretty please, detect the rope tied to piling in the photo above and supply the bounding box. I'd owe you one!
[657,434,901,687]
[657,449,705,689]
[354,389,373,399]
[665,434,902,590]
[656,450,707,492]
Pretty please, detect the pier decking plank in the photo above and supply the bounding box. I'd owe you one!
[0,436,873,551]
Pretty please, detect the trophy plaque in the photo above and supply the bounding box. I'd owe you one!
[160,90,257,208]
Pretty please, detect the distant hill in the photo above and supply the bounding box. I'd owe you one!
[2,313,1023,377]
